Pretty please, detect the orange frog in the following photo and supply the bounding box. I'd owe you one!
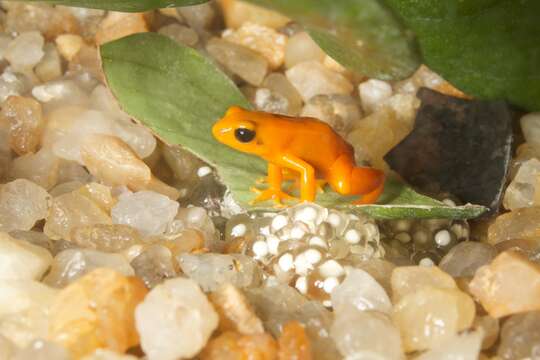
[212,106,385,205]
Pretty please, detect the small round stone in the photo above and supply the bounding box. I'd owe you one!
[442,199,456,207]
[344,229,361,244]
[271,214,288,231]
[419,258,435,267]
[323,277,340,294]
[295,276,308,294]
[319,260,345,278]
[231,223,247,237]
[252,240,269,258]
[303,249,322,265]
[278,253,294,272]
[435,230,451,247]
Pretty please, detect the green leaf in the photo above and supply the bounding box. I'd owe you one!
[385,0,540,111]
[10,0,208,12]
[101,33,486,219]
[243,0,420,81]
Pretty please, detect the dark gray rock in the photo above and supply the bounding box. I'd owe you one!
[385,88,513,212]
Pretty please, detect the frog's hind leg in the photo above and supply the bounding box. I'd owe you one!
[328,154,385,204]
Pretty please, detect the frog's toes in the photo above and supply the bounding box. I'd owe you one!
[249,186,298,205]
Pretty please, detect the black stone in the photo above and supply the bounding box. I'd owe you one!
[384,88,513,213]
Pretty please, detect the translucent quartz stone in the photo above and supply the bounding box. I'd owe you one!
[331,268,392,314]
[158,24,199,47]
[286,61,353,102]
[130,244,177,288]
[48,268,147,358]
[520,112,540,151]
[488,207,540,245]
[10,148,60,190]
[301,94,361,135]
[415,330,483,360]
[12,339,70,360]
[284,32,325,69]
[262,72,303,116]
[111,191,178,236]
[71,224,141,252]
[219,0,289,30]
[2,95,44,155]
[0,179,50,232]
[439,241,498,278]
[393,287,476,352]
[470,251,540,318]
[223,22,287,69]
[80,134,152,189]
[135,278,218,360]
[245,285,340,360]
[0,232,52,280]
[503,158,540,210]
[200,331,278,359]
[0,280,57,318]
[331,310,403,360]
[35,43,62,82]
[208,283,264,335]
[359,79,393,114]
[4,31,44,71]
[44,249,135,288]
[206,37,268,86]
[178,253,262,292]
[391,265,456,303]
[44,192,111,241]
[497,311,540,360]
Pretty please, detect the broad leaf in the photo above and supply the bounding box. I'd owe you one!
[9,0,208,12]
[243,0,420,81]
[385,0,540,111]
[101,33,486,219]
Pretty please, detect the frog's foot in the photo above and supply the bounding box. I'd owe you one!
[287,178,327,194]
[250,186,298,206]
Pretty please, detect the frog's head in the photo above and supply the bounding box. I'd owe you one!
[212,106,267,156]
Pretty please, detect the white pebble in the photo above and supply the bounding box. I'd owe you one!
[303,249,322,265]
[344,229,361,244]
[135,278,218,360]
[323,300,333,307]
[327,213,342,228]
[419,258,435,267]
[294,253,313,276]
[196,166,212,177]
[271,214,288,231]
[434,230,451,247]
[309,236,328,249]
[266,235,281,255]
[323,277,340,294]
[319,260,345,278]
[278,253,294,272]
[111,191,179,236]
[252,240,269,258]
[5,32,44,70]
[359,79,393,114]
[290,226,306,240]
[231,223,247,237]
[295,276,308,295]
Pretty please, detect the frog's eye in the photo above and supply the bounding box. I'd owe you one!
[234,128,256,143]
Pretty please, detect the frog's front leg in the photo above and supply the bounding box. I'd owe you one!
[250,163,298,205]
[277,154,317,202]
